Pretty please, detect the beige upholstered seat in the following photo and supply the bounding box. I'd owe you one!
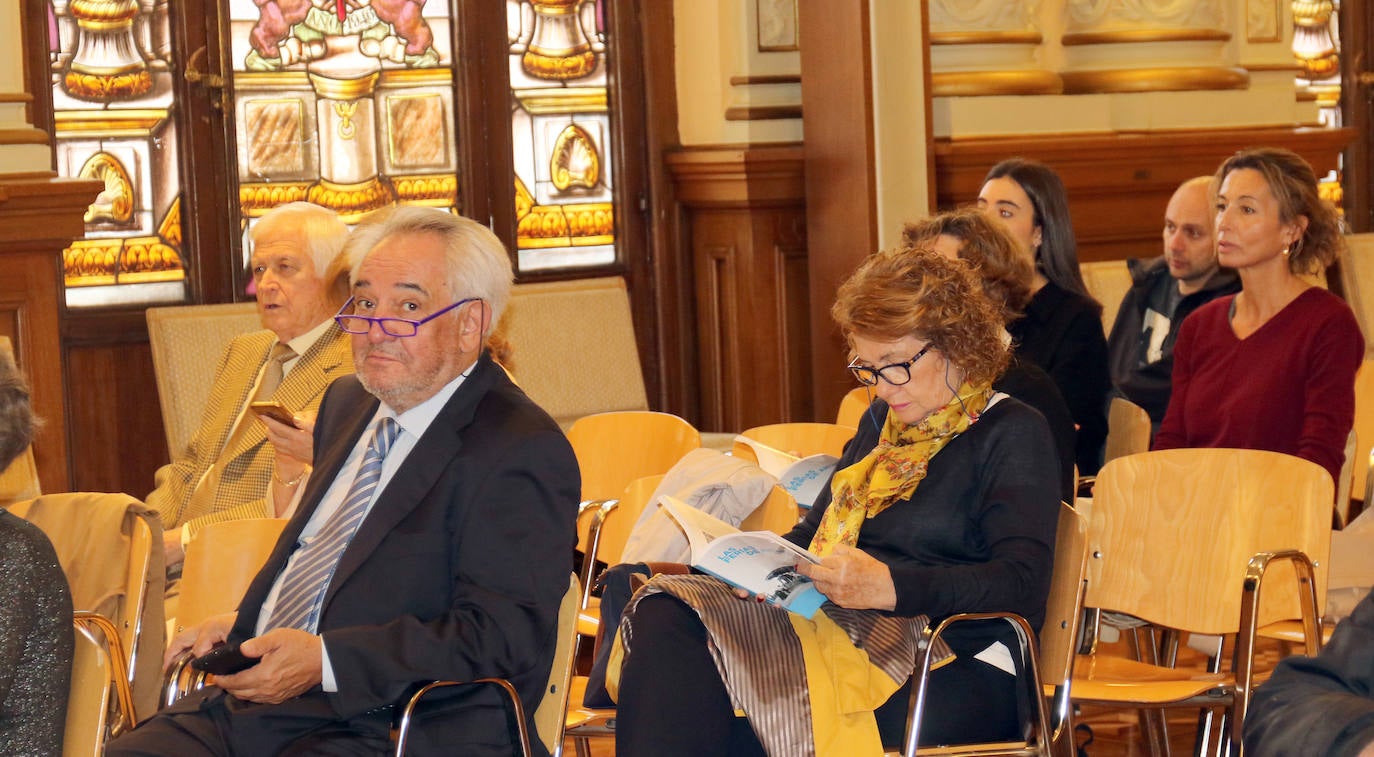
[146,302,263,456]
[501,277,649,428]
[731,422,856,466]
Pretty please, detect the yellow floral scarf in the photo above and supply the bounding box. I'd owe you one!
[809,382,993,557]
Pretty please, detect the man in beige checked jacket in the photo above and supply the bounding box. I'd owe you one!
[146,202,354,571]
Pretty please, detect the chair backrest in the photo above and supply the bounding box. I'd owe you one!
[176,518,287,631]
[65,619,113,757]
[1353,359,1374,508]
[0,336,40,506]
[835,387,872,429]
[566,411,700,503]
[585,475,664,567]
[1087,449,1333,634]
[1341,233,1374,352]
[501,277,649,427]
[1042,503,1089,691]
[146,302,263,455]
[739,484,800,535]
[533,574,582,756]
[1079,259,1133,336]
[731,422,856,466]
[11,493,165,717]
[1102,396,1151,465]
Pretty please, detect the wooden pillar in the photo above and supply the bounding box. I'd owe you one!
[0,173,102,492]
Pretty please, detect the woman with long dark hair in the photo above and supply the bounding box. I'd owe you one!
[979,157,1110,475]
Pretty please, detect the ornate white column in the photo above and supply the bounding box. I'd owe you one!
[1057,0,1245,94]
[928,0,1062,96]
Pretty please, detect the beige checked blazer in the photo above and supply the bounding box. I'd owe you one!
[144,325,353,537]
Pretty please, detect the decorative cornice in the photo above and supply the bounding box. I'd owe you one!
[929,31,1043,45]
[933,70,1064,97]
[1060,66,1248,94]
[0,127,54,146]
[724,105,802,122]
[1061,28,1230,46]
[665,144,805,208]
[0,176,103,246]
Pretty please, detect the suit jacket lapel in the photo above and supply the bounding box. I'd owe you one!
[320,355,496,611]
[221,327,350,462]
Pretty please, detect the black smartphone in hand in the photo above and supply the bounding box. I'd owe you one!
[249,401,298,428]
[190,642,258,675]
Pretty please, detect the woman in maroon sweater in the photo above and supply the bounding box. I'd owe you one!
[1154,147,1362,487]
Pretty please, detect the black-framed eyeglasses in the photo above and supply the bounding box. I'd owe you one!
[334,296,480,338]
[847,344,934,387]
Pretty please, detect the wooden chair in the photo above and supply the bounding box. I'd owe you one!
[567,410,700,506]
[731,422,856,466]
[66,611,138,756]
[896,502,1088,757]
[145,302,263,456]
[1070,449,1331,757]
[174,517,287,633]
[10,493,164,718]
[389,574,581,757]
[575,475,665,641]
[1079,259,1133,336]
[836,386,873,429]
[738,483,800,535]
[1103,396,1151,465]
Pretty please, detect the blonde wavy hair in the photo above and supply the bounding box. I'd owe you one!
[831,247,1009,386]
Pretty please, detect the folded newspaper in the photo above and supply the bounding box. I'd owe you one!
[659,494,829,619]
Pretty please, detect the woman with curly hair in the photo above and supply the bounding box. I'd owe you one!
[904,209,1077,501]
[1154,147,1362,487]
[612,249,1060,754]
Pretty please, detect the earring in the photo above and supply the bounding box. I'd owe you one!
[1282,243,1291,257]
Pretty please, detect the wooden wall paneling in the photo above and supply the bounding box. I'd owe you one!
[933,127,1356,263]
[62,336,167,496]
[666,145,809,432]
[0,176,101,492]
[1341,0,1373,232]
[798,0,878,421]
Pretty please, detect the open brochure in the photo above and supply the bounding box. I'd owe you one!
[659,495,828,619]
[733,436,839,509]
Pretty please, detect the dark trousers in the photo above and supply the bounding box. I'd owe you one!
[615,594,1025,756]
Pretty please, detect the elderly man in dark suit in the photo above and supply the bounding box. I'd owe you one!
[108,207,580,756]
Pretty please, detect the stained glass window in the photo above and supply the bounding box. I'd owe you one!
[227,0,461,280]
[507,0,616,272]
[46,0,187,308]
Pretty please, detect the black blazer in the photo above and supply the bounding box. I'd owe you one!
[203,352,579,756]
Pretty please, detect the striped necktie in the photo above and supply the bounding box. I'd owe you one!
[265,416,400,632]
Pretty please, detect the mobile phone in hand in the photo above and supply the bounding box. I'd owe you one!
[249,401,298,428]
[190,642,258,675]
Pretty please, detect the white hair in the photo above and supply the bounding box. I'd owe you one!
[250,202,350,277]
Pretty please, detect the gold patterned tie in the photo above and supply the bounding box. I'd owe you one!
[254,342,296,404]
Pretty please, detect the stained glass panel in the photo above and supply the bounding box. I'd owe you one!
[47,0,188,308]
[227,0,460,277]
[507,0,616,272]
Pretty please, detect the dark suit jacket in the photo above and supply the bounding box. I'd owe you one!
[184,352,579,756]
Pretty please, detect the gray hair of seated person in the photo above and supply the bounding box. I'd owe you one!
[345,206,514,338]
[0,350,39,473]
[250,202,350,281]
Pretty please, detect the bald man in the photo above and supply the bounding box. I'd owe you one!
[1106,177,1241,426]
